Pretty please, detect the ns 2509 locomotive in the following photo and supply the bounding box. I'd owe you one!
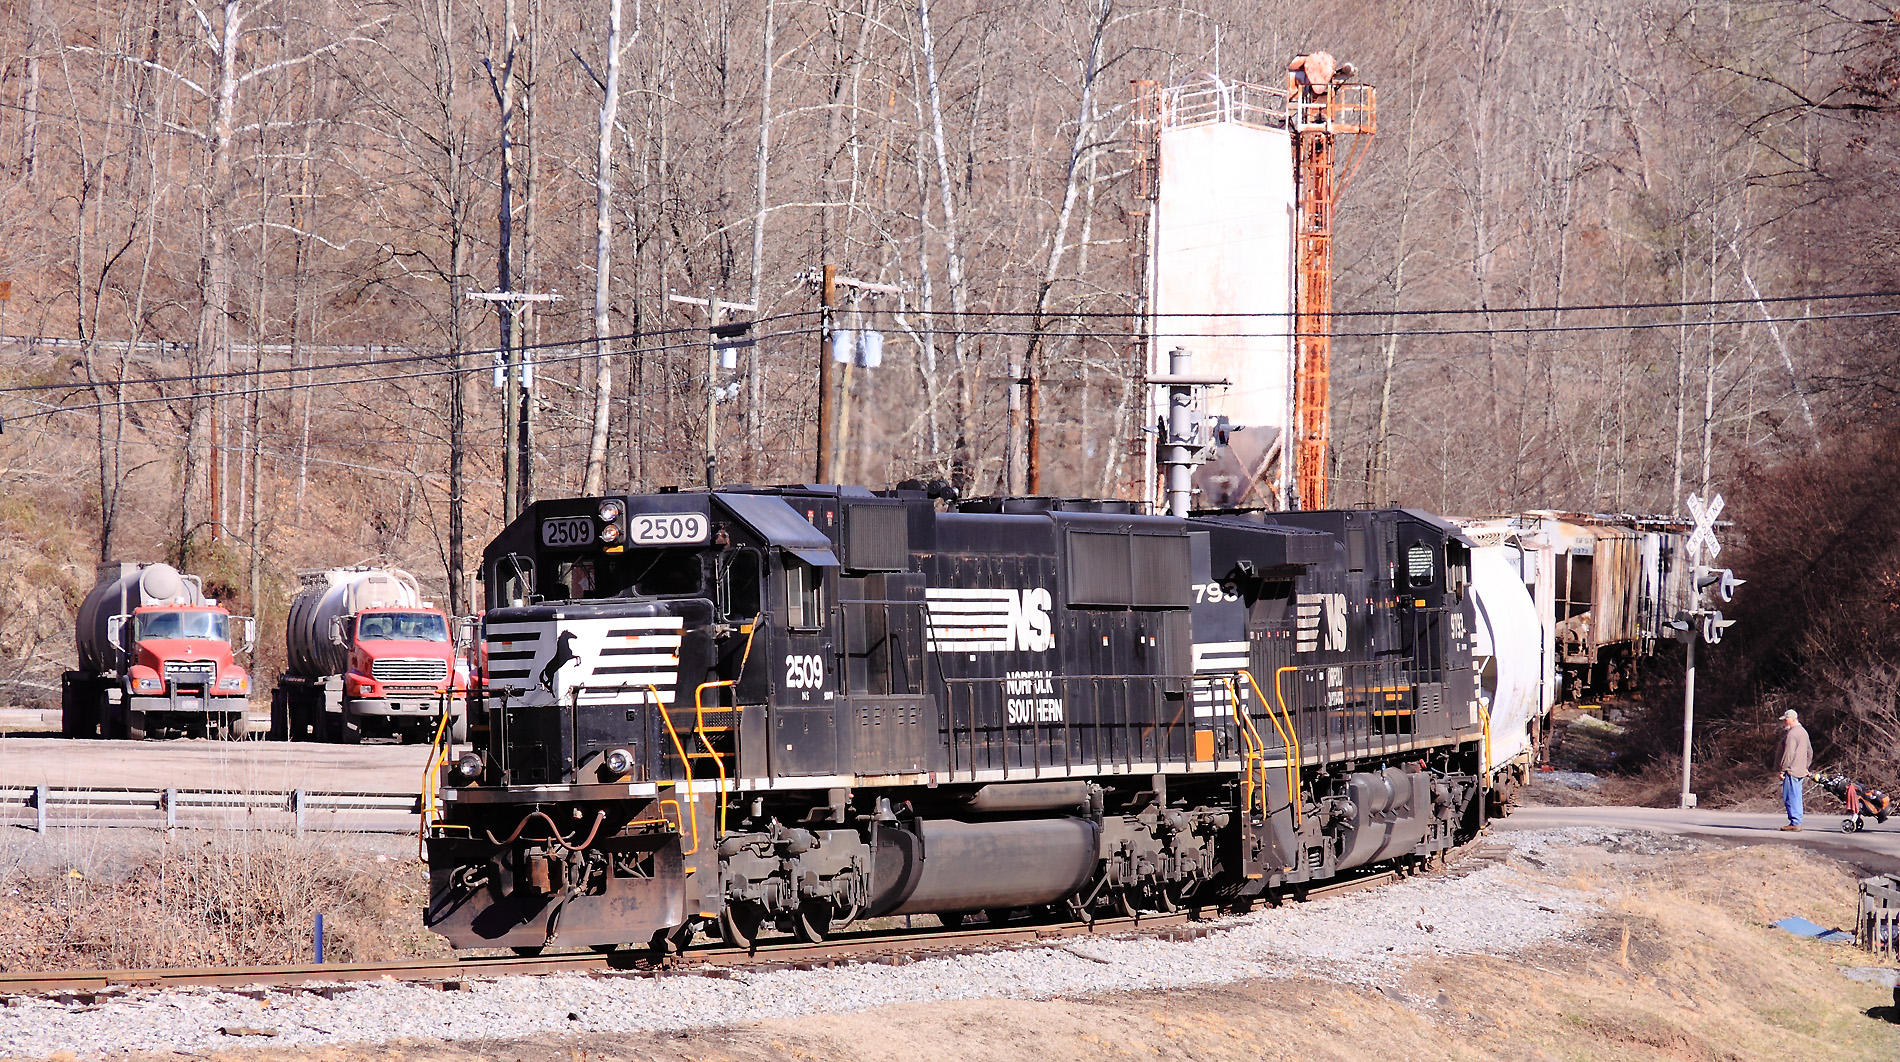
[424,484,1495,953]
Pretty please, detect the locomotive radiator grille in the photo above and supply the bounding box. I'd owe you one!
[371,658,449,685]
[484,616,684,704]
[1191,641,1249,720]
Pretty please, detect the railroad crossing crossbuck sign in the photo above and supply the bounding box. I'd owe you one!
[1685,492,1723,559]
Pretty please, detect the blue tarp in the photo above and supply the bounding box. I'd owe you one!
[1772,916,1855,943]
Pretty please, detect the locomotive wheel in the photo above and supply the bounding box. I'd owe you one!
[938,911,966,928]
[792,900,833,944]
[720,902,764,950]
[983,907,1013,926]
[1153,881,1191,914]
[510,945,546,957]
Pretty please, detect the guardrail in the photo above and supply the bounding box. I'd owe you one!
[0,786,420,835]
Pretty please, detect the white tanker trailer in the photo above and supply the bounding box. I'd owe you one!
[270,567,467,743]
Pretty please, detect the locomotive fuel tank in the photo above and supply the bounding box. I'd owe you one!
[868,817,1101,917]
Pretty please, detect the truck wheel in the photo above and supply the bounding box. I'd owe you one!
[125,711,148,741]
[268,692,290,741]
[224,713,252,740]
[329,715,363,745]
[61,701,95,739]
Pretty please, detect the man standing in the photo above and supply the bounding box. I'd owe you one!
[1778,708,1813,831]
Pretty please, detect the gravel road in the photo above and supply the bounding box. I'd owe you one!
[0,829,1608,1058]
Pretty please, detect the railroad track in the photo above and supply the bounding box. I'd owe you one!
[0,845,1483,999]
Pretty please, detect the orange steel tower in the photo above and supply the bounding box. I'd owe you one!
[1287,54,1374,510]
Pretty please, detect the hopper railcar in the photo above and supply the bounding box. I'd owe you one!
[424,485,1492,953]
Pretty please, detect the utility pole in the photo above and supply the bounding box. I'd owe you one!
[669,292,757,489]
[814,265,837,482]
[811,267,903,483]
[468,290,561,521]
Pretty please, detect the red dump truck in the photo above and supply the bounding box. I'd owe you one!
[63,562,256,740]
[271,567,467,743]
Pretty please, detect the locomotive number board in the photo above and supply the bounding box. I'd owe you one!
[629,512,709,546]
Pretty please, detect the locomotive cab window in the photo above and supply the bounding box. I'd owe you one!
[1445,542,1471,600]
[1405,542,1436,589]
[720,549,763,621]
[781,558,823,629]
[494,555,535,608]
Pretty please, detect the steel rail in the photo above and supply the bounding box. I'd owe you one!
[0,842,1491,998]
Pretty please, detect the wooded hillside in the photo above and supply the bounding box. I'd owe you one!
[1,0,1895,727]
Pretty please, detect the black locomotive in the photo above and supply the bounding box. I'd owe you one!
[425,484,1489,952]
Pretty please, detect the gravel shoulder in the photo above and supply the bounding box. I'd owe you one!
[1,825,1895,1060]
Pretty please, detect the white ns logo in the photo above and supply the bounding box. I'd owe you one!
[784,653,825,689]
[1008,588,1055,653]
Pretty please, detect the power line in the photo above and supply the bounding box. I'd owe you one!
[810,306,1900,341]
[0,311,821,395]
[2,325,818,424]
[901,288,1900,319]
[8,303,1892,423]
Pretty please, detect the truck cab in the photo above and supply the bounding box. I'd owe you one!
[116,604,253,738]
[340,607,468,739]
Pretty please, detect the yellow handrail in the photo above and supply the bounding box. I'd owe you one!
[417,690,460,860]
[1238,668,1304,829]
[1267,667,1304,771]
[651,683,700,856]
[690,618,760,838]
[694,679,734,836]
[1222,677,1265,819]
[1476,699,1492,812]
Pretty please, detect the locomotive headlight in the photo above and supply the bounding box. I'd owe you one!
[452,751,484,784]
[599,522,623,544]
[603,747,635,776]
[597,499,624,523]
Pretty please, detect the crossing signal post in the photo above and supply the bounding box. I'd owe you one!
[1673,492,1741,810]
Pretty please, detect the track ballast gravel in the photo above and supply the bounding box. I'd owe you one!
[0,828,1613,1058]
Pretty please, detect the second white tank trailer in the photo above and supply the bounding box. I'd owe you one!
[271,567,468,744]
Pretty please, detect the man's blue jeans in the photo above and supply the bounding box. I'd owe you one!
[1783,773,1804,825]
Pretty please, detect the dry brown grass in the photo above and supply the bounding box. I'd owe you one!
[0,829,447,971]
